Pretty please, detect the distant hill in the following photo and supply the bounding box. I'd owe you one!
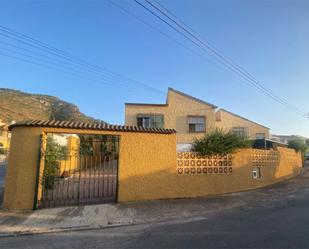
[0,88,103,124]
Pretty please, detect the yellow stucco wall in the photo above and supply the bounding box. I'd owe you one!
[215,109,270,139]
[0,120,10,150]
[125,90,217,144]
[0,131,10,150]
[3,125,301,210]
[59,136,80,175]
[3,127,42,210]
[119,148,302,202]
[3,126,177,210]
[0,138,9,150]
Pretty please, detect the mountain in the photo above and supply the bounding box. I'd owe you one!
[0,88,103,124]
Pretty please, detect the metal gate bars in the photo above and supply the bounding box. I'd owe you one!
[36,133,119,209]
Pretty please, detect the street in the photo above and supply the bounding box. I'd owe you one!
[1,190,309,249]
[0,163,309,248]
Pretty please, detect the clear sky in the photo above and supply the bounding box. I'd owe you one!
[0,0,308,137]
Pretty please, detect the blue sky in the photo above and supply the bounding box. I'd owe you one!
[0,0,308,136]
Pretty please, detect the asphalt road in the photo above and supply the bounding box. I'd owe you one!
[1,163,309,248]
[1,196,309,249]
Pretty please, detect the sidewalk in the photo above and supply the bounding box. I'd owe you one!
[0,164,308,237]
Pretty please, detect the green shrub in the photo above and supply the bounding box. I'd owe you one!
[192,128,252,156]
[43,136,68,190]
[288,139,308,154]
[43,160,60,190]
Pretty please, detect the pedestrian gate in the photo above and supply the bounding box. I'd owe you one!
[36,133,119,208]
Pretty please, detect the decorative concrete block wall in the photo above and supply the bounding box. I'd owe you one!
[3,122,303,210]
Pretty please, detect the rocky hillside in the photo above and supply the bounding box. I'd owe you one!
[0,88,102,124]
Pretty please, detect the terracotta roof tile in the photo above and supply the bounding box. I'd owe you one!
[9,120,176,134]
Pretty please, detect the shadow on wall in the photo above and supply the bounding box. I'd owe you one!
[117,148,302,203]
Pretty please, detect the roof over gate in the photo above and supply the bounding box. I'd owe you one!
[9,120,176,134]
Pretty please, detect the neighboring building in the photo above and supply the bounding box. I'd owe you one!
[125,88,270,150]
[49,133,69,147]
[0,119,11,151]
[216,109,270,140]
[270,134,307,145]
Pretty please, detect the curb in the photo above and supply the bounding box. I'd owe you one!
[0,223,130,238]
[0,216,209,238]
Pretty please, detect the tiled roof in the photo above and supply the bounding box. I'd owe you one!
[9,120,176,134]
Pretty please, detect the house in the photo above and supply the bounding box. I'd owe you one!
[125,88,270,150]
[0,119,11,151]
[125,88,217,149]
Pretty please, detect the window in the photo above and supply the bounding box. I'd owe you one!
[136,114,164,128]
[256,133,265,139]
[232,127,246,137]
[188,116,205,133]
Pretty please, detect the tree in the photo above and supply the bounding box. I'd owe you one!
[192,128,252,156]
[305,138,309,147]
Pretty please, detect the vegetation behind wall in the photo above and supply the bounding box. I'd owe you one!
[288,138,308,154]
[192,128,252,156]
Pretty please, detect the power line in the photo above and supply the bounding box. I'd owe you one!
[107,0,267,89]
[134,0,293,111]
[0,39,276,125]
[151,0,306,116]
[0,25,207,109]
[144,0,305,114]
[148,0,307,116]
[106,0,306,120]
[110,0,306,118]
[0,25,163,97]
[0,47,219,119]
[0,40,151,94]
[0,50,139,93]
[135,0,307,117]
[0,18,303,124]
[0,24,219,111]
[106,0,216,64]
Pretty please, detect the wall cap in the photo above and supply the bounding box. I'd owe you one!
[9,120,177,134]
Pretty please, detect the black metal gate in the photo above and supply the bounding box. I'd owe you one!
[37,133,119,208]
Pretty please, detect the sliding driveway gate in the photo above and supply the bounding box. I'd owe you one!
[37,133,119,208]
